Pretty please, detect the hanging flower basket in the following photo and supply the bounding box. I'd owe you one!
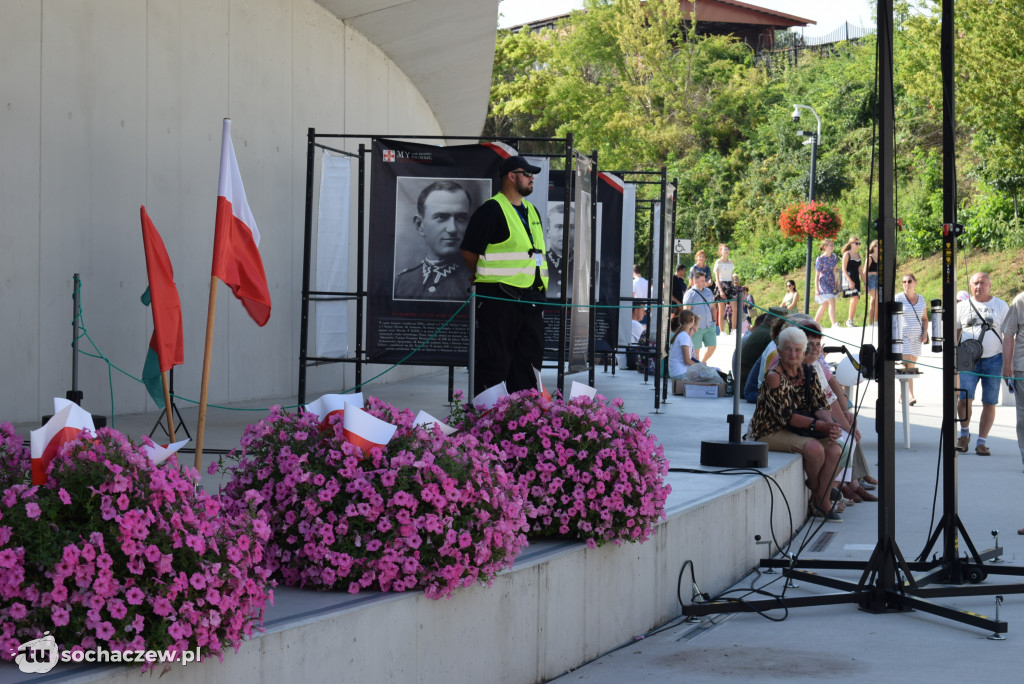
[779,201,842,241]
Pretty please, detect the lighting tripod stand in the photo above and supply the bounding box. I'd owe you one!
[148,368,191,441]
[684,0,1024,633]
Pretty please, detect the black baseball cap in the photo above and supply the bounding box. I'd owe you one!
[499,155,542,177]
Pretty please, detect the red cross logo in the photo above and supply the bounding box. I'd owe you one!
[382,150,396,162]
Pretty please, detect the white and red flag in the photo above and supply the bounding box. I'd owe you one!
[31,398,95,485]
[304,392,364,429]
[413,411,457,436]
[212,118,271,326]
[342,402,396,454]
[140,438,191,467]
[472,383,509,411]
[569,381,597,401]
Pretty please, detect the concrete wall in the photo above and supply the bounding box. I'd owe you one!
[59,460,806,684]
[0,0,461,424]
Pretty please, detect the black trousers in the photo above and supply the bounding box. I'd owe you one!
[473,284,545,397]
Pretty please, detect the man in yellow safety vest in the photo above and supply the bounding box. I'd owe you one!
[460,155,549,396]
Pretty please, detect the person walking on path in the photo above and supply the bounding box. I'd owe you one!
[865,240,879,326]
[714,244,737,332]
[1001,290,1024,470]
[840,236,863,327]
[814,238,840,327]
[682,271,718,363]
[895,272,929,405]
[956,272,1008,455]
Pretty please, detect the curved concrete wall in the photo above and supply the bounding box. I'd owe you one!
[0,0,477,424]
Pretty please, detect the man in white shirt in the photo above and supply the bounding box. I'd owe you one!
[632,264,650,299]
[682,272,717,362]
[632,264,651,326]
[956,272,1008,455]
[1001,290,1024,470]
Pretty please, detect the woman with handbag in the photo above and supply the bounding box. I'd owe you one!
[840,236,863,327]
[894,272,929,405]
[748,325,845,521]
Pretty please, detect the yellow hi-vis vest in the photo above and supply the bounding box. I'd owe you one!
[475,193,549,290]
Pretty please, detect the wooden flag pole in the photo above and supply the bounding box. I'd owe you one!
[194,275,219,470]
[160,371,176,443]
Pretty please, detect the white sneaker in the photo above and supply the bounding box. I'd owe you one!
[846,319,857,327]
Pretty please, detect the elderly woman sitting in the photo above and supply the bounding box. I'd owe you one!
[747,325,845,521]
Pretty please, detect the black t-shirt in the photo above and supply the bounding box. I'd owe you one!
[461,199,511,255]
[672,275,686,303]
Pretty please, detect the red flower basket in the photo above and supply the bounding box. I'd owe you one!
[779,201,842,242]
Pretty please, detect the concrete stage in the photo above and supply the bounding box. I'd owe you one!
[7,324,1024,682]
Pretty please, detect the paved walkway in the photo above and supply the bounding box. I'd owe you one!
[551,322,1024,683]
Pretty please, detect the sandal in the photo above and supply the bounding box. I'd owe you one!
[810,502,843,523]
[841,484,863,503]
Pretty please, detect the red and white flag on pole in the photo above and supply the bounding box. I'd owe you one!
[342,402,396,454]
[212,118,271,326]
[31,398,95,485]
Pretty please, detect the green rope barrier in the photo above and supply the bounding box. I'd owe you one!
[338,296,473,394]
[76,278,1020,421]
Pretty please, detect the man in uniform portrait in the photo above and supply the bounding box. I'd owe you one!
[394,180,474,300]
[545,202,574,300]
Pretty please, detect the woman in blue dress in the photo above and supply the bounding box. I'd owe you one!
[814,238,840,328]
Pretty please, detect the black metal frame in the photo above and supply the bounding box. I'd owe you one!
[601,170,675,412]
[296,130,576,404]
[685,0,1024,634]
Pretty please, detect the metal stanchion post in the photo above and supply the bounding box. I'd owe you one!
[699,285,768,467]
[468,285,476,400]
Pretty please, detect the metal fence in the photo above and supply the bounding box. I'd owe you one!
[757,23,874,73]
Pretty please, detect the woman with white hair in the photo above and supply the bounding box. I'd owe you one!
[748,325,845,521]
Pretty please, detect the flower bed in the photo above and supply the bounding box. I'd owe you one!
[217,399,529,599]
[452,391,672,548]
[0,423,272,670]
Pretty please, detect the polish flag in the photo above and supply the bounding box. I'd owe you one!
[472,383,508,411]
[533,368,553,401]
[569,381,597,401]
[140,438,191,466]
[413,410,457,436]
[212,118,271,326]
[31,399,95,485]
[304,392,364,429]
[342,402,396,455]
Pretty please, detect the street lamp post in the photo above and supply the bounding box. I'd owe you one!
[792,103,821,315]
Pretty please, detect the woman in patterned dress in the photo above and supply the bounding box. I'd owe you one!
[814,239,840,328]
[748,326,845,521]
